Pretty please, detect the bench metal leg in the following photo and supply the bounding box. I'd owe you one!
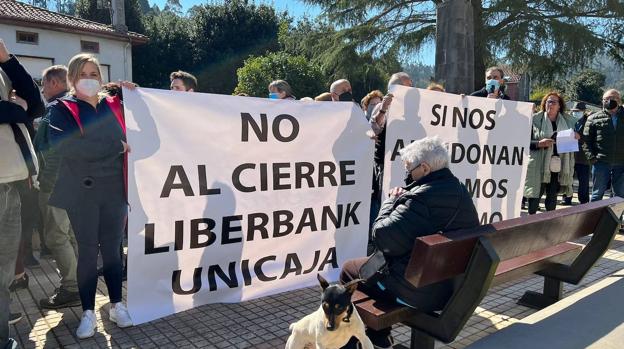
[393,329,435,349]
[410,329,434,349]
[517,276,562,309]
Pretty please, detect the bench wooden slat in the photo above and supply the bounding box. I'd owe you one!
[404,198,624,288]
[351,290,370,304]
[492,242,582,287]
[354,242,582,331]
[355,297,417,331]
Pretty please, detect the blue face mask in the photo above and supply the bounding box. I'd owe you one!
[572,111,584,119]
[269,92,280,99]
[485,79,500,94]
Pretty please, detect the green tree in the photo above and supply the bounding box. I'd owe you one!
[303,0,624,89]
[234,52,325,98]
[190,1,280,94]
[403,63,435,88]
[75,0,144,33]
[565,69,607,105]
[279,19,402,99]
[132,10,193,88]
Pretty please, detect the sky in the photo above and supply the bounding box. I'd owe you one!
[148,0,321,18]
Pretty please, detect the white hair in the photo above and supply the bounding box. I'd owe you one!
[330,79,350,93]
[604,89,622,103]
[387,72,411,90]
[399,136,449,172]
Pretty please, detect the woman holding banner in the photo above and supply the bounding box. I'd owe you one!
[524,92,577,214]
[47,53,135,338]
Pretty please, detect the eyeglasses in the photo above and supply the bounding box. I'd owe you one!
[546,100,558,104]
[407,164,422,172]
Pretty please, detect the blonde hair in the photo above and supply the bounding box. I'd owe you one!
[0,68,11,101]
[67,53,102,94]
[427,83,445,92]
[314,92,333,101]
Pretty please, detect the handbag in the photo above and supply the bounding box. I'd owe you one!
[360,181,465,284]
[549,155,561,173]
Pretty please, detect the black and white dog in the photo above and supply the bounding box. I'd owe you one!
[285,274,374,349]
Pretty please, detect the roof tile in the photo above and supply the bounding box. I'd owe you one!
[0,0,147,42]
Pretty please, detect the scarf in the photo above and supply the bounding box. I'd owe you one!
[538,112,574,188]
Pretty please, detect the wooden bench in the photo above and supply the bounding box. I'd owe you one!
[353,197,624,349]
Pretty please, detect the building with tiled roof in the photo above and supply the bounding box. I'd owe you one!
[0,0,147,82]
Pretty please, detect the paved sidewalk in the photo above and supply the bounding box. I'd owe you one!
[10,234,624,348]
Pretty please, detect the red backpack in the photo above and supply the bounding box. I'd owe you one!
[60,95,128,199]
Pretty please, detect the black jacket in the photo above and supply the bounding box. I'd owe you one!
[0,55,45,123]
[582,107,624,165]
[34,92,68,193]
[48,95,125,209]
[371,167,479,310]
[373,167,479,258]
[469,87,511,100]
[575,114,590,165]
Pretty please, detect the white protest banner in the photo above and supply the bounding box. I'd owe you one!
[382,86,533,223]
[124,88,373,324]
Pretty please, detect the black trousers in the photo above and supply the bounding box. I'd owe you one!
[528,172,560,214]
[340,258,392,348]
[66,176,126,311]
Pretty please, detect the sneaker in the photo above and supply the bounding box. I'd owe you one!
[76,310,97,339]
[40,287,81,309]
[23,254,40,268]
[8,312,22,325]
[9,274,28,292]
[109,303,133,328]
[5,338,17,349]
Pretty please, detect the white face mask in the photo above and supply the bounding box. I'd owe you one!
[572,111,584,119]
[75,79,101,97]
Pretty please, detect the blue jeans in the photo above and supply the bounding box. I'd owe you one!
[0,183,22,348]
[591,162,624,201]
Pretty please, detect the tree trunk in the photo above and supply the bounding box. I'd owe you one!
[434,0,475,94]
[472,0,486,91]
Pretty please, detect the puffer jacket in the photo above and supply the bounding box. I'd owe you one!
[371,167,479,310]
[373,167,479,269]
[583,106,624,165]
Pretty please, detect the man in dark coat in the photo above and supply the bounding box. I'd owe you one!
[340,136,479,349]
[470,66,511,100]
[582,89,624,201]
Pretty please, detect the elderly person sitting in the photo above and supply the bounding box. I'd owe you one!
[340,136,479,349]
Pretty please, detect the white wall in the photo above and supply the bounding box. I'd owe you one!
[0,23,133,82]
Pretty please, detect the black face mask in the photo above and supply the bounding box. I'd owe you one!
[338,91,353,102]
[604,99,618,110]
[404,170,414,186]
